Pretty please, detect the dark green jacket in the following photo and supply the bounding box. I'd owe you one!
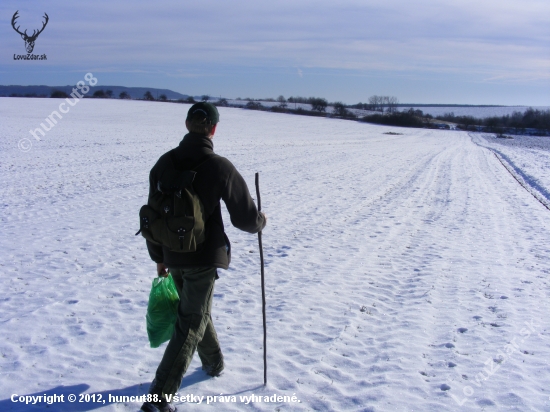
[146,132,265,269]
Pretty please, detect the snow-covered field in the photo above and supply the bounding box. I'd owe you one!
[1,98,549,411]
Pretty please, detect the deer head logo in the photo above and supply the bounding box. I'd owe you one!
[11,11,49,54]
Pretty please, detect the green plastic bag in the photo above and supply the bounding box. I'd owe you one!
[146,273,179,348]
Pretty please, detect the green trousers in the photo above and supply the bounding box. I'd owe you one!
[150,267,222,397]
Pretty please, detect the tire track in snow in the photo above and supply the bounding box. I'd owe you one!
[258,132,463,410]
[209,131,437,409]
[325,135,467,410]
[276,131,550,411]
[470,132,550,212]
[409,136,550,411]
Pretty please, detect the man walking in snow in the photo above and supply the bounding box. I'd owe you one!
[141,102,266,412]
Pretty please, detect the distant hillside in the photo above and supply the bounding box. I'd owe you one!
[0,85,189,100]
[395,103,508,108]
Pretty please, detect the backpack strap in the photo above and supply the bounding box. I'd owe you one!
[192,153,217,171]
[156,151,214,195]
[168,150,216,172]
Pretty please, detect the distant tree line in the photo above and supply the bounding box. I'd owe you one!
[360,107,550,134]
[50,90,68,98]
[285,96,329,112]
[240,96,359,119]
[350,95,399,113]
[92,89,113,98]
[9,92,48,98]
[142,92,214,102]
[45,89,185,101]
[11,89,548,134]
[362,108,430,128]
[48,89,115,99]
[435,108,550,134]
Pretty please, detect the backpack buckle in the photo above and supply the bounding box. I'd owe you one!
[178,227,186,249]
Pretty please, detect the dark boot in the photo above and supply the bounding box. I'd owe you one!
[140,398,177,412]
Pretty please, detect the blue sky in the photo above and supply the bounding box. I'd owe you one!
[1,0,549,105]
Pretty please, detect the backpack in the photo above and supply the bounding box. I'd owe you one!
[136,151,214,253]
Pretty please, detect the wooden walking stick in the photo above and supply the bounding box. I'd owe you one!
[255,172,267,386]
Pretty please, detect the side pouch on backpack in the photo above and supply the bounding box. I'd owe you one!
[137,205,163,245]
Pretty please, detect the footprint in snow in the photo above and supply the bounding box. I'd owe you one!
[448,362,457,368]
[500,296,508,299]
[445,343,455,348]
[478,399,496,407]
[440,384,451,391]
[457,328,468,333]
[473,316,482,320]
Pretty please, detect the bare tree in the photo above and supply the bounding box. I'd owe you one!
[277,95,287,108]
[201,95,210,102]
[367,95,398,113]
[310,97,328,112]
[368,95,383,112]
[333,102,347,117]
[386,96,399,113]
[93,90,106,98]
[245,101,263,110]
[50,90,68,98]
